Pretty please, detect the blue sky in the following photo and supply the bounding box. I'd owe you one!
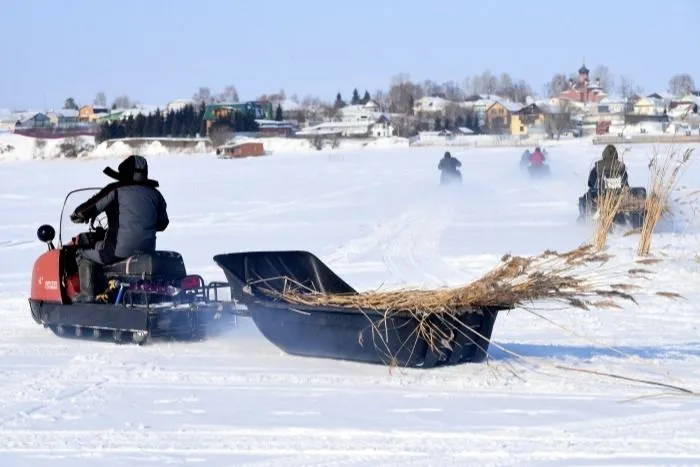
[1,0,698,110]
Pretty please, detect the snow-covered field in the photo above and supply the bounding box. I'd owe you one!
[1,141,700,466]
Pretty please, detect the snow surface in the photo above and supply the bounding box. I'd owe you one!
[2,143,700,465]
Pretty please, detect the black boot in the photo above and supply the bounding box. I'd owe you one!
[73,259,98,303]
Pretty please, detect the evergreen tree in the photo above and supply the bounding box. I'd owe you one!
[133,114,146,137]
[125,116,135,138]
[164,111,174,137]
[143,114,155,137]
[97,122,111,143]
[351,88,360,105]
[408,95,415,116]
[362,90,371,104]
[443,118,451,131]
[275,103,283,121]
[63,98,78,110]
[456,115,465,128]
[434,116,441,131]
[171,110,182,137]
[153,109,163,137]
[334,92,345,109]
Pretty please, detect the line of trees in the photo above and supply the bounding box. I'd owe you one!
[96,104,207,143]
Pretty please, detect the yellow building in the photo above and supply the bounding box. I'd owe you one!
[511,104,546,135]
[78,105,110,122]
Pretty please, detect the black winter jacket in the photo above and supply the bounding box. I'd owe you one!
[72,180,169,261]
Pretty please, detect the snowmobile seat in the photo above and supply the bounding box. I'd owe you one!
[102,251,187,282]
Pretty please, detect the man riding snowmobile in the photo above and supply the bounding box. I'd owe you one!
[520,149,531,169]
[577,144,629,220]
[529,147,545,165]
[526,146,550,178]
[69,155,170,302]
[438,151,462,185]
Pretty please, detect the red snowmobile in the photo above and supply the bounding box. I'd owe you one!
[29,188,245,344]
[28,187,510,368]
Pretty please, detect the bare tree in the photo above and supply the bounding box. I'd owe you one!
[112,95,133,109]
[591,65,614,92]
[441,81,463,102]
[544,100,573,139]
[546,73,570,97]
[468,70,498,95]
[420,79,443,97]
[300,95,325,122]
[618,75,644,100]
[94,92,107,107]
[496,73,514,99]
[461,77,472,96]
[512,80,533,104]
[373,90,387,110]
[216,85,239,103]
[668,74,696,96]
[257,89,286,105]
[387,73,423,115]
[192,87,215,105]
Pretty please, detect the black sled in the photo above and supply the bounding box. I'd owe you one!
[213,250,511,368]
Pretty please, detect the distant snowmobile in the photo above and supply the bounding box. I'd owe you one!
[438,152,462,186]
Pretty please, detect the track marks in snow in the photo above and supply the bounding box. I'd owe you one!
[2,425,700,466]
[326,202,469,287]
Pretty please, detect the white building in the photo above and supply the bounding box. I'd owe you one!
[339,101,381,122]
[296,115,394,138]
[167,99,196,112]
[413,96,449,114]
[633,97,666,116]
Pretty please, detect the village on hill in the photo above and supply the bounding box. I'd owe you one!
[1,63,699,158]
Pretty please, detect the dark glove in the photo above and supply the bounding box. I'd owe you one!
[70,211,86,224]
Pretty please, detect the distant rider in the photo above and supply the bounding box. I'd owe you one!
[69,155,170,302]
[520,149,531,166]
[438,151,461,173]
[578,144,629,219]
[529,147,545,166]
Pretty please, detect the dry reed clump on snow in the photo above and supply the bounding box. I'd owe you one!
[263,244,674,317]
[592,162,628,250]
[637,146,695,256]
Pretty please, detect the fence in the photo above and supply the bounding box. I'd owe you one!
[409,133,545,148]
[592,134,700,145]
[14,125,100,139]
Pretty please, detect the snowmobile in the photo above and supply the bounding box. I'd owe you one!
[440,169,462,186]
[28,187,247,344]
[577,177,647,229]
[519,150,531,170]
[28,187,509,368]
[527,163,551,179]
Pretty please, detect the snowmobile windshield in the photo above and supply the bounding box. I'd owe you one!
[59,187,107,246]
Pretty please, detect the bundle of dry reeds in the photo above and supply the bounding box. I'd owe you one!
[263,244,657,316]
[255,244,681,365]
[592,169,627,250]
[637,146,694,256]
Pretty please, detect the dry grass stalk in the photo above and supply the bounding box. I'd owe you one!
[592,163,627,250]
[256,244,681,365]
[266,244,638,316]
[638,146,695,256]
